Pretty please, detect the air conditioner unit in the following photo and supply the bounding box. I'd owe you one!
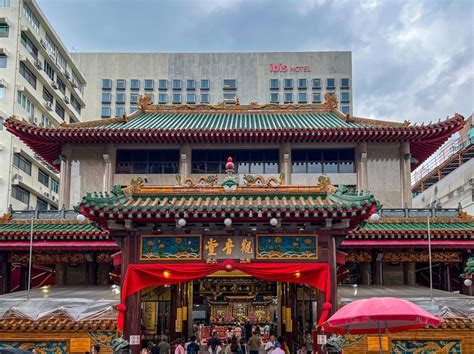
[40,39,47,49]
[18,54,26,62]
[13,146,21,153]
[34,58,42,70]
[43,192,49,198]
[72,82,78,89]
[0,79,6,88]
[45,101,53,111]
[51,82,59,90]
[52,195,56,201]
[13,174,23,181]
[48,51,55,60]
[64,96,70,104]
[469,178,474,185]
[64,71,70,79]
[31,117,38,125]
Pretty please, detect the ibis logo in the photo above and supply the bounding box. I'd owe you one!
[269,64,311,73]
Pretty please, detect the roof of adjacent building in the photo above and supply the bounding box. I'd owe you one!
[80,176,379,227]
[0,210,116,251]
[4,95,464,171]
[344,209,474,248]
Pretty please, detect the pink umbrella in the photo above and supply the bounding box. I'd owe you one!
[324,297,442,353]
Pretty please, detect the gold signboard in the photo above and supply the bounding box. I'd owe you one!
[203,236,255,260]
[144,302,157,334]
[70,338,91,352]
[367,337,388,351]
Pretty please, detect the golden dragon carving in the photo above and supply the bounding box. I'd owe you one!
[243,173,284,187]
[176,175,218,187]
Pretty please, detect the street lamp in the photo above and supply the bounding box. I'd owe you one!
[464,278,472,287]
[224,218,232,228]
[370,213,380,222]
[76,214,86,223]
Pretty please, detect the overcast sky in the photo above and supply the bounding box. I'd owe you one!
[37,0,473,124]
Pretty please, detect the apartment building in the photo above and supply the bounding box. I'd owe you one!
[0,0,86,214]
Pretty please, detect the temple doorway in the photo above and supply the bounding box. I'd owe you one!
[139,274,320,348]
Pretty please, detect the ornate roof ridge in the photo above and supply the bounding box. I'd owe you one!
[0,217,92,225]
[367,217,474,224]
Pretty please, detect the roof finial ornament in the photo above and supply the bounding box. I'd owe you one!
[138,95,151,112]
[322,93,337,110]
[221,157,239,191]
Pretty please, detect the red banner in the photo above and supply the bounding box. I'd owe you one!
[117,260,332,331]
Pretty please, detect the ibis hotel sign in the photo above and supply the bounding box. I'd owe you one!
[269,64,311,73]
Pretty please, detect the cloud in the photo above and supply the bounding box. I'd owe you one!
[37,0,473,123]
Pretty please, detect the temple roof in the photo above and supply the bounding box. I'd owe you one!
[3,95,464,171]
[0,211,116,251]
[344,209,474,248]
[79,176,379,227]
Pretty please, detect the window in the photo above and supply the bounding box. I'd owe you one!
[42,87,53,104]
[0,0,10,7]
[13,153,32,175]
[341,106,350,114]
[192,149,279,174]
[116,149,180,174]
[270,79,279,90]
[158,94,168,104]
[159,80,168,90]
[11,185,29,205]
[51,179,59,194]
[22,4,39,33]
[0,87,4,99]
[201,93,210,103]
[172,80,181,90]
[19,62,36,89]
[116,79,126,90]
[56,78,66,94]
[71,71,83,93]
[327,78,335,89]
[298,79,307,89]
[341,92,350,103]
[172,93,181,104]
[101,107,111,118]
[298,92,307,103]
[284,92,293,103]
[41,114,50,127]
[187,93,196,104]
[102,79,112,90]
[17,91,35,118]
[20,32,38,58]
[0,54,6,68]
[38,169,49,187]
[116,93,125,104]
[145,93,154,104]
[130,79,140,90]
[0,23,9,37]
[187,80,196,90]
[70,94,81,113]
[341,78,350,88]
[223,93,236,104]
[37,198,48,211]
[284,79,293,89]
[43,60,55,81]
[270,93,279,103]
[312,92,321,103]
[129,106,137,114]
[102,92,112,104]
[56,51,66,71]
[223,79,236,90]
[312,78,321,89]
[144,79,154,90]
[130,93,139,105]
[201,79,210,90]
[291,149,355,173]
[55,102,65,119]
[116,106,125,116]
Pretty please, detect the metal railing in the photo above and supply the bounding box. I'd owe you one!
[411,129,473,187]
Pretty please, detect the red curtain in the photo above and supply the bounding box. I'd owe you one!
[117,260,331,331]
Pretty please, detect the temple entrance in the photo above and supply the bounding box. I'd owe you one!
[139,274,320,350]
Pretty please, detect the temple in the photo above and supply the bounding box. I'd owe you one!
[3,96,472,353]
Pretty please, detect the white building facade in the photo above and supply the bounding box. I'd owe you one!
[71,51,352,120]
[0,0,86,215]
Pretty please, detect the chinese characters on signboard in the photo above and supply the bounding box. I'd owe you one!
[203,236,255,260]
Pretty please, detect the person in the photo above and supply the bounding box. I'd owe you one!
[186,336,200,354]
[239,337,247,354]
[174,339,185,354]
[227,327,234,339]
[304,331,313,354]
[159,336,171,354]
[207,332,222,354]
[270,342,285,354]
[277,337,289,354]
[247,331,260,354]
[229,336,241,354]
[150,341,159,354]
[91,345,100,354]
[244,321,252,342]
[263,323,270,335]
[254,326,261,337]
[264,335,276,353]
[297,345,307,354]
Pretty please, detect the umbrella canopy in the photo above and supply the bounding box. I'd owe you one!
[324,297,442,334]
